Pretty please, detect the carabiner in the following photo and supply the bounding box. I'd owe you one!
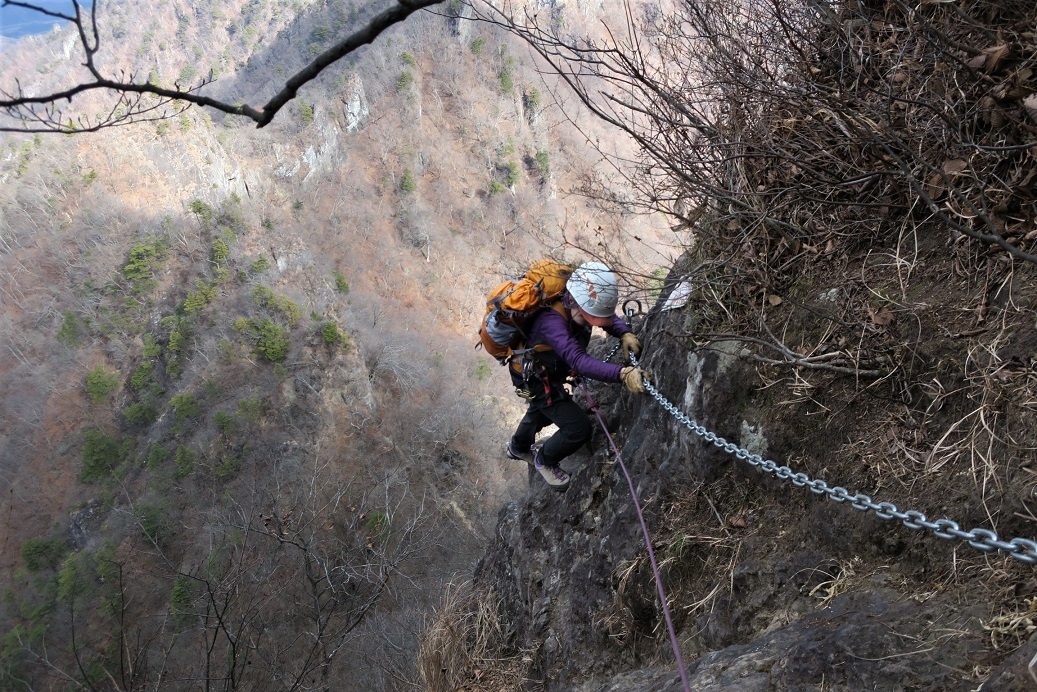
[623,299,643,320]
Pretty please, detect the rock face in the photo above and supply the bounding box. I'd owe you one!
[471,286,1031,691]
[341,72,369,133]
[302,106,340,183]
[271,106,343,182]
[68,504,102,550]
[590,585,982,691]
[450,2,474,43]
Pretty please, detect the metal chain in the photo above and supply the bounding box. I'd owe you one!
[628,355,1037,565]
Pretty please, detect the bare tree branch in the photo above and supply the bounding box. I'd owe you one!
[0,0,445,132]
[4,0,74,22]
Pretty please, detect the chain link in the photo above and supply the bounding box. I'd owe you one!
[628,355,1037,565]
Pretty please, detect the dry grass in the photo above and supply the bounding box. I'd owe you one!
[594,484,750,650]
[418,582,534,692]
[806,557,862,608]
[595,555,647,644]
[983,597,1037,651]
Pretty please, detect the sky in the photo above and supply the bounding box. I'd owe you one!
[0,1,92,39]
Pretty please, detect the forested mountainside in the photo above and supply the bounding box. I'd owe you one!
[0,0,667,688]
[4,0,1037,691]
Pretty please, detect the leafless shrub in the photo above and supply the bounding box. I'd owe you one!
[12,444,438,690]
[481,0,1037,345]
[372,342,428,393]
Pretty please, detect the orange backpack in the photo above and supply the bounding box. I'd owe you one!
[478,259,573,362]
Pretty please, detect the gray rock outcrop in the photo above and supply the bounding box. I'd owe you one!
[450,2,474,43]
[342,73,369,133]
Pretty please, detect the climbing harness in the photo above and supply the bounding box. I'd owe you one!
[628,354,1037,566]
[577,381,691,692]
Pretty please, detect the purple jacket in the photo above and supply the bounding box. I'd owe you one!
[525,294,630,382]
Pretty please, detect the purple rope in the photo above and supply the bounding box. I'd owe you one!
[576,381,691,692]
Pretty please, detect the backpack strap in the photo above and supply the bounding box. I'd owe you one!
[506,299,570,374]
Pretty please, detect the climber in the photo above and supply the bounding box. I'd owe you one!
[505,261,649,490]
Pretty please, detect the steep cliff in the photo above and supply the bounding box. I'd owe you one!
[427,254,1037,690]
[472,315,744,689]
[5,0,1037,689]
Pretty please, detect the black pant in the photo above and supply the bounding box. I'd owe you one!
[511,397,592,467]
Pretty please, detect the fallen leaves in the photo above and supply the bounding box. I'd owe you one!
[968,44,1011,74]
[868,305,896,327]
[1025,94,1037,126]
[926,159,968,200]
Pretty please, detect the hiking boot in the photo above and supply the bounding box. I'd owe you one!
[533,449,570,490]
[506,441,534,464]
